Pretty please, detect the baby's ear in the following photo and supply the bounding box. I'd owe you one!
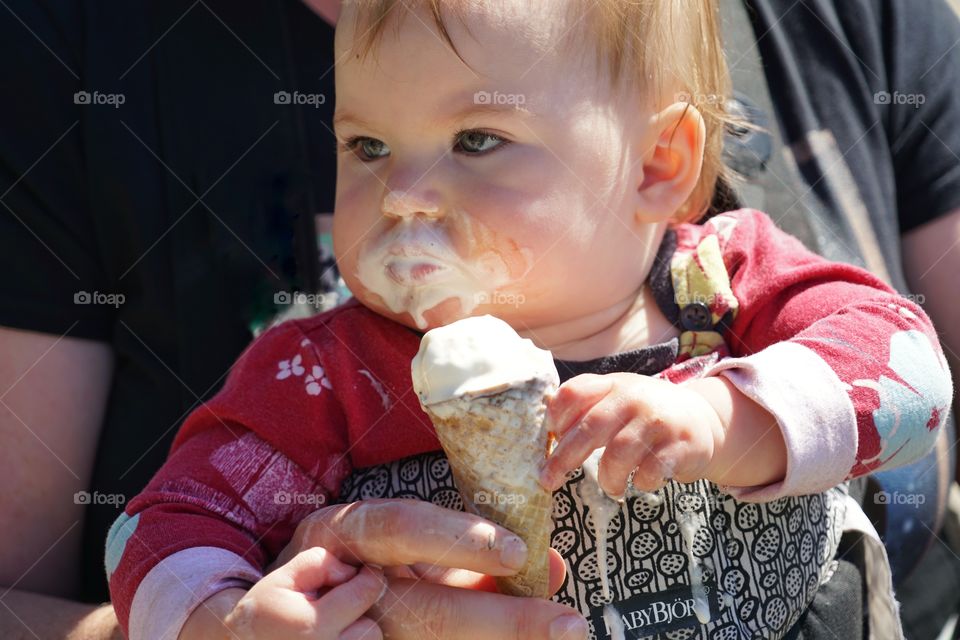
[632,102,706,224]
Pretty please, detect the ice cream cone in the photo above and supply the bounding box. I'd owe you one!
[411,315,560,597]
[424,376,556,598]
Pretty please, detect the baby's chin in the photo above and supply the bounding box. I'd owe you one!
[408,297,472,332]
[358,292,491,333]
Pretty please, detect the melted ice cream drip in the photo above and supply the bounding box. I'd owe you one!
[582,448,714,630]
[579,448,624,602]
[679,511,711,624]
[603,603,626,640]
[624,473,663,504]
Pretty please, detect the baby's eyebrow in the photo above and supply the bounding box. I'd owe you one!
[333,111,374,130]
[439,102,535,125]
[333,102,535,132]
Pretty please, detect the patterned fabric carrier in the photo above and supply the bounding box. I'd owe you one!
[340,228,847,640]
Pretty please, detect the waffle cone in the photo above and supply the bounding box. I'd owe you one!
[424,377,555,598]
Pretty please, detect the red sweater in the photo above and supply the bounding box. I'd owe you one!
[105,210,952,639]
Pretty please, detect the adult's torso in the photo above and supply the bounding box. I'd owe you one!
[73,0,336,600]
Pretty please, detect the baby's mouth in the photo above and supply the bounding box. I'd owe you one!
[385,256,456,286]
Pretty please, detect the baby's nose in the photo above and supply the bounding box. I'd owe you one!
[381,189,442,220]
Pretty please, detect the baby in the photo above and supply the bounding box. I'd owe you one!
[106,1,953,639]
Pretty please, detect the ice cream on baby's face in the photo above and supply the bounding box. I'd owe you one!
[411,315,559,407]
[354,215,528,331]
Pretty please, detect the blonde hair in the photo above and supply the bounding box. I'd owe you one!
[348,0,736,222]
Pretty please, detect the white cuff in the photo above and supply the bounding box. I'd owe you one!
[128,547,262,640]
[704,341,858,501]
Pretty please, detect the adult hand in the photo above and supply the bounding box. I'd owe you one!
[272,499,588,640]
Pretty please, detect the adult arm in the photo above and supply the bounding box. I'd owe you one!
[0,590,122,640]
[0,2,126,635]
[0,327,116,638]
[902,206,960,481]
[902,207,960,378]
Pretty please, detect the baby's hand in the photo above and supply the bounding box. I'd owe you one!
[538,373,726,497]
[180,547,386,640]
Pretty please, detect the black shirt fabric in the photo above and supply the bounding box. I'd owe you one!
[0,0,337,602]
[1,0,959,612]
[737,0,960,291]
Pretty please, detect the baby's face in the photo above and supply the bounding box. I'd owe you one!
[332,2,671,337]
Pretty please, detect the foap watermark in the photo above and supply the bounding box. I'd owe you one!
[899,292,926,305]
[274,91,326,108]
[74,491,126,507]
[475,490,527,506]
[274,291,331,307]
[474,291,526,308]
[874,91,925,109]
[473,90,526,106]
[75,291,125,308]
[874,490,926,507]
[675,91,724,106]
[74,91,126,108]
[673,291,723,306]
[274,491,327,507]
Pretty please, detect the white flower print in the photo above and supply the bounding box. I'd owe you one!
[305,365,332,396]
[276,354,305,380]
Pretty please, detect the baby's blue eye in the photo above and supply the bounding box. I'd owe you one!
[455,130,506,154]
[359,138,389,159]
[344,137,390,161]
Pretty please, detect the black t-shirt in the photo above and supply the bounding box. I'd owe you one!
[2,0,960,608]
[737,0,960,294]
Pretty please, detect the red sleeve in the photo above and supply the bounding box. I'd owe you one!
[686,210,953,499]
[106,320,352,638]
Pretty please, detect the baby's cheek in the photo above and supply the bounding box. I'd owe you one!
[454,206,543,284]
[476,236,535,284]
[331,231,382,313]
[333,176,382,241]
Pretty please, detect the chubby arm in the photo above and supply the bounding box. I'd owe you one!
[107,321,347,639]
[685,375,786,488]
[541,210,952,501]
[695,210,952,498]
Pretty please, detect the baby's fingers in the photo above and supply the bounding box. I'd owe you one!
[599,437,672,497]
[319,565,389,632]
[545,374,613,438]
[621,440,710,494]
[265,547,357,593]
[540,400,624,491]
[339,617,383,640]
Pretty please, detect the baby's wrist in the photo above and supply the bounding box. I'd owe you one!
[178,587,248,640]
[680,377,730,483]
[683,375,786,488]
